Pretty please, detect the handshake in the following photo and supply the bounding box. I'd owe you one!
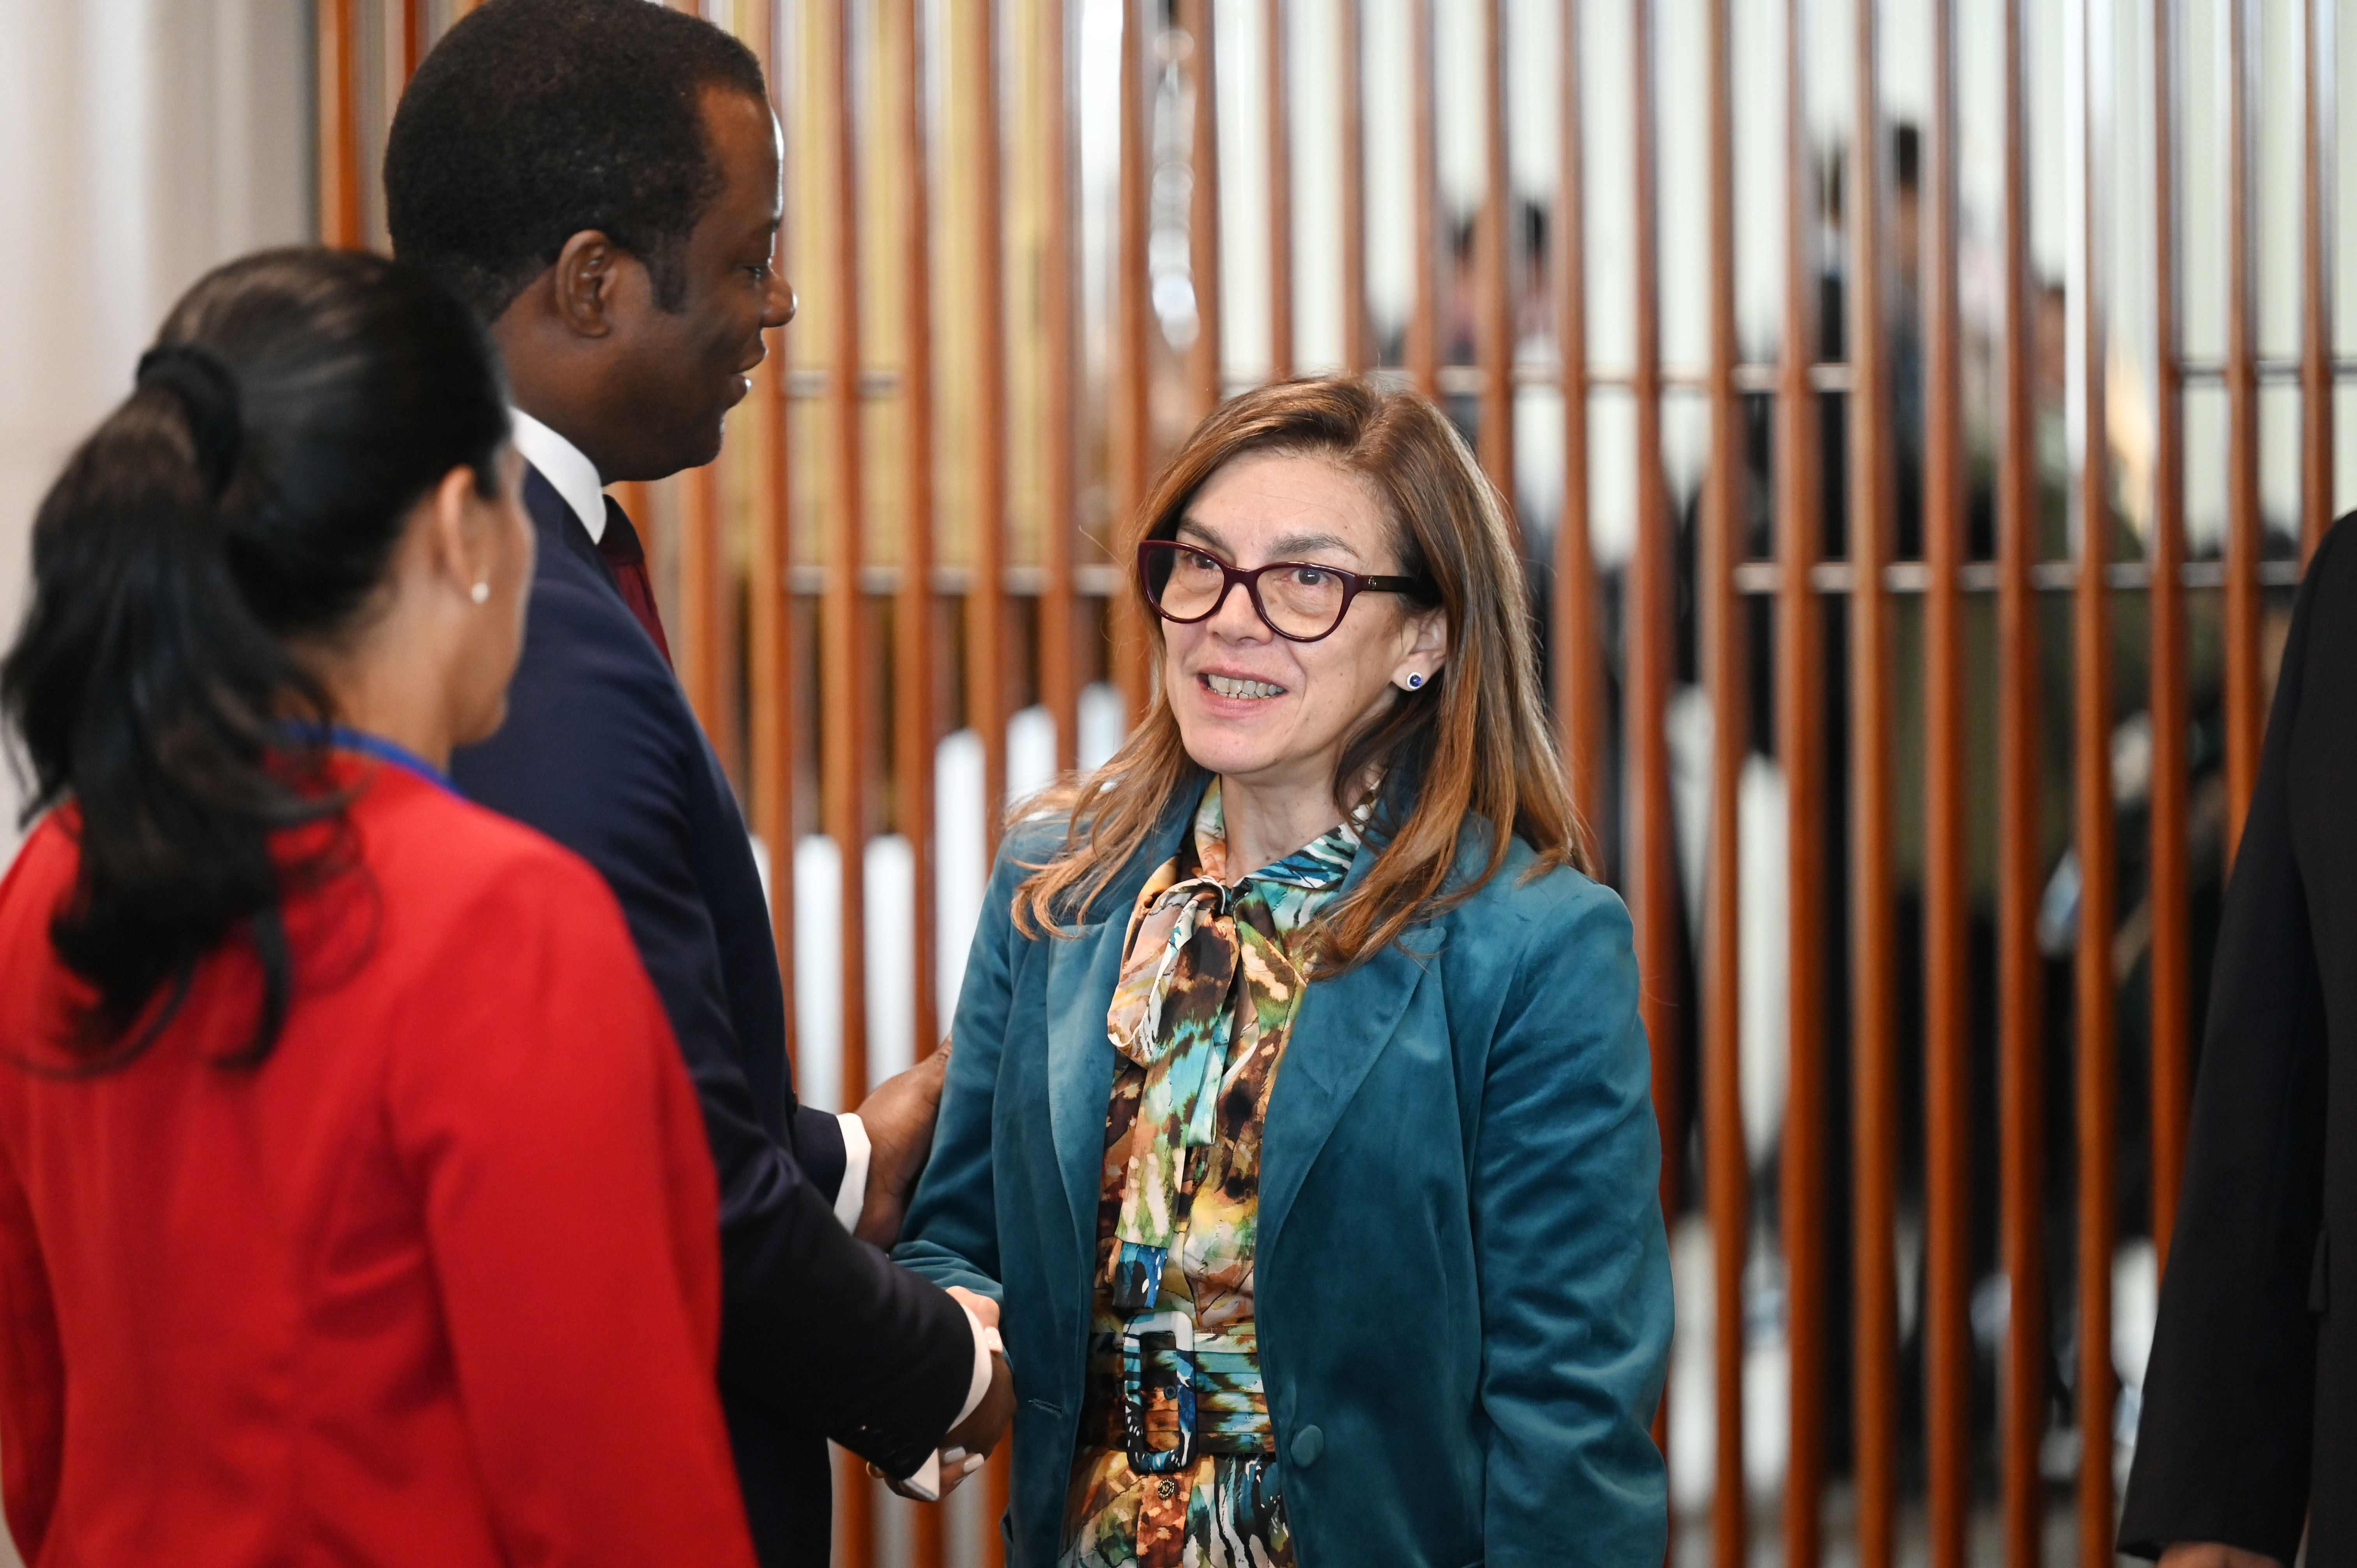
[852,1038,1015,1502]
[871,1286,1016,1501]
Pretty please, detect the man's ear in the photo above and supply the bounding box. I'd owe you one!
[548,230,622,339]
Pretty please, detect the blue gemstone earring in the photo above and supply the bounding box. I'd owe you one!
[1406,673,1424,689]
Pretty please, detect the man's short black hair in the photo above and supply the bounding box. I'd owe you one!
[385,0,767,322]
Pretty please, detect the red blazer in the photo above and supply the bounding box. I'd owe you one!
[0,761,757,1568]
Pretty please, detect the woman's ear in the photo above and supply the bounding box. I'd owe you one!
[417,464,491,606]
[1391,607,1450,692]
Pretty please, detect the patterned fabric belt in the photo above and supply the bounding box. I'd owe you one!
[1081,1327,1275,1464]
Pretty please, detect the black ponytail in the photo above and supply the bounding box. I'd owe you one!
[1,248,508,1065]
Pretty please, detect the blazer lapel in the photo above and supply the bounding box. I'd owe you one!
[1258,841,1432,1255]
[1044,920,1128,1264]
[1042,786,1201,1267]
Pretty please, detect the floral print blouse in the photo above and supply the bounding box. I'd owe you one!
[1060,780,1361,1568]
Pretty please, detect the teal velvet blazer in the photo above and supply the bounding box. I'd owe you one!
[895,786,1671,1567]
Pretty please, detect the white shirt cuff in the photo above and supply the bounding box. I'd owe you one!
[952,1299,997,1426]
[898,1300,999,1503]
[832,1112,871,1233]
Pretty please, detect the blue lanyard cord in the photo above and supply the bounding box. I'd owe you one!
[300,726,460,797]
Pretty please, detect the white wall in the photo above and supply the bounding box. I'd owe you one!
[0,0,310,867]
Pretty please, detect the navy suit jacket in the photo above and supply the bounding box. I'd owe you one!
[452,468,972,1568]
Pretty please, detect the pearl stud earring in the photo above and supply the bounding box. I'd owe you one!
[470,581,491,604]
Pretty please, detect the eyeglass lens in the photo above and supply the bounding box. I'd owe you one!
[1148,545,1346,639]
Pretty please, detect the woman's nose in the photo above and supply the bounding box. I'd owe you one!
[1206,577,1272,641]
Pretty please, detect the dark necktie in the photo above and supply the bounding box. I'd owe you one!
[597,496,673,668]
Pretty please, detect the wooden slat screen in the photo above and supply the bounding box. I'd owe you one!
[326,1,2353,1562]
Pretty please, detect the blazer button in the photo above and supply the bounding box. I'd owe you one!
[1289,1425,1325,1467]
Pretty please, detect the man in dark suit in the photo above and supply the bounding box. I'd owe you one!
[383,4,1008,1562]
[2120,512,2357,1568]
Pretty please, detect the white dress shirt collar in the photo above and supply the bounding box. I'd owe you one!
[509,407,607,546]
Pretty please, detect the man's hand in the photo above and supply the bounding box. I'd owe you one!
[853,1037,951,1247]
[930,1351,1013,1495]
[877,1286,1014,1501]
[2157,1547,2281,1568]
[936,1289,1013,1494]
[875,1352,1011,1501]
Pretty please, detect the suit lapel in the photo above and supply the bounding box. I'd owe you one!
[523,464,615,588]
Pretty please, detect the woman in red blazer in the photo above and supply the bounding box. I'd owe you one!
[0,249,756,1568]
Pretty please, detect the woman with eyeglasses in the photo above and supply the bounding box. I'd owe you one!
[894,378,1671,1566]
[0,250,754,1566]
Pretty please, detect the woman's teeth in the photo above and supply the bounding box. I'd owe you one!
[1203,673,1286,700]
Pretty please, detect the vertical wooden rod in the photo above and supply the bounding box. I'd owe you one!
[1408,0,1440,396]
[820,1,874,1134]
[985,1450,1011,1568]
[967,0,1012,850]
[1184,0,1223,420]
[1626,0,1680,1351]
[891,2,945,1547]
[820,0,875,1558]
[1043,0,1082,773]
[1475,0,1515,497]
[820,6,876,1132]
[2222,0,2262,859]
[1265,0,1294,381]
[2301,0,2336,561]
[2149,0,2193,1277]
[400,0,425,85]
[1111,0,1155,720]
[2072,1,2119,1555]
[316,0,364,249]
[1921,2,1971,1563]
[1555,0,1607,849]
[1700,0,1746,1559]
[1997,1,2049,1558]
[748,0,799,1057]
[1338,0,1370,375]
[893,0,941,1123]
[1845,2,1899,1561]
[1774,0,1827,1561]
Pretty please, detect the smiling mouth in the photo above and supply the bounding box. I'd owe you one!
[1201,673,1287,700]
[728,345,766,399]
